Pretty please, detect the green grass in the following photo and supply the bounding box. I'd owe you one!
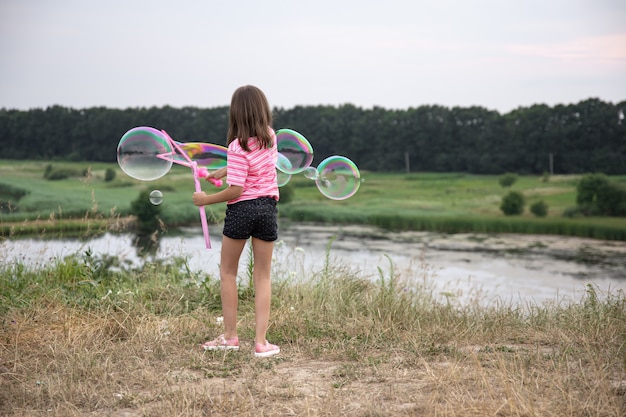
[287,172,588,217]
[0,160,227,226]
[2,160,626,240]
[281,172,626,240]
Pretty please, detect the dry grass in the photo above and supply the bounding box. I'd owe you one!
[1,250,625,416]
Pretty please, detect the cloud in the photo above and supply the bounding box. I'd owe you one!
[508,33,626,73]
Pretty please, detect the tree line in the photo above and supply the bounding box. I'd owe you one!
[1,98,624,174]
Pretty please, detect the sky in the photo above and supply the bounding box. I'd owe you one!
[1,0,625,114]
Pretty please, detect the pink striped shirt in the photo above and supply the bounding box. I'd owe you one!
[226,128,279,204]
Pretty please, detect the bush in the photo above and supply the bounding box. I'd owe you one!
[130,189,162,233]
[44,164,53,179]
[576,173,608,208]
[498,172,518,188]
[104,168,116,182]
[500,191,525,216]
[562,206,586,218]
[0,183,29,214]
[0,183,28,200]
[576,173,626,216]
[530,200,548,217]
[43,164,86,181]
[596,182,626,216]
[46,168,81,180]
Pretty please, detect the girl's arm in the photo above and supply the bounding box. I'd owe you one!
[192,185,242,206]
[206,166,227,180]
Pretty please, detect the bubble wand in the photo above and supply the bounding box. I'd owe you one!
[116,126,224,250]
[159,130,220,249]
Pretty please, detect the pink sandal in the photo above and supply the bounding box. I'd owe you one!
[254,341,280,358]
[201,334,239,351]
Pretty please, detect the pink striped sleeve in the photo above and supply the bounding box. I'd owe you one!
[226,147,249,187]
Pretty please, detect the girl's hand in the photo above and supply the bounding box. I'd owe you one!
[192,191,207,207]
[197,167,225,187]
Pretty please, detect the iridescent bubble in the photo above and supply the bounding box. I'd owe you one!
[315,156,361,200]
[276,129,313,174]
[276,153,293,173]
[303,166,319,180]
[149,189,163,205]
[117,127,173,181]
[276,169,292,187]
[175,142,227,170]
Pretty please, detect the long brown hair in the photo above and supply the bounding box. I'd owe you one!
[226,85,273,151]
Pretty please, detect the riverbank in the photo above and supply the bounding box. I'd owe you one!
[3,221,625,302]
[280,223,626,278]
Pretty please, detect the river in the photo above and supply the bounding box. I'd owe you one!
[1,223,625,307]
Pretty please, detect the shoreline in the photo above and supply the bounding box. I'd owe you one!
[278,223,626,277]
[3,219,626,280]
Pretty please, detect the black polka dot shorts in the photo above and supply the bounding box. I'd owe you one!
[223,197,278,241]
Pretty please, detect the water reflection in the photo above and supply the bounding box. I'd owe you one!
[131,231,161,259]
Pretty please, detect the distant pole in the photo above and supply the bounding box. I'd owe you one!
[549,153,553,175]
[405,152,410,173]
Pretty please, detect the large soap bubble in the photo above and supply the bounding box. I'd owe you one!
[175,142,227,170]
[117,127,173,181]
[315,156,361,200]
[276,129,313,174]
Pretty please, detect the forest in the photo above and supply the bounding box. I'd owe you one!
[0,97,624,174]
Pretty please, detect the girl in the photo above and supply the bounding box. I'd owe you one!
[192,85,280,358]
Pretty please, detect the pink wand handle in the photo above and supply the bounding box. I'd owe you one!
[197,167,223,187]
[208,177,223,187]
[192,162,211,249]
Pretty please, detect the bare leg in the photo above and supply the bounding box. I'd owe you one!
[219,236,247,339]
[251,237,275,344]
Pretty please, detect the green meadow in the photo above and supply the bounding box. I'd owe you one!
[1,159,626,240]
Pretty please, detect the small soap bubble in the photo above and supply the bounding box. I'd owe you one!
[303,166,319,180]
[149,189,163,205]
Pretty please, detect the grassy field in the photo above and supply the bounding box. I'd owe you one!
[1,160,626,240]
[1,244,625,416]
